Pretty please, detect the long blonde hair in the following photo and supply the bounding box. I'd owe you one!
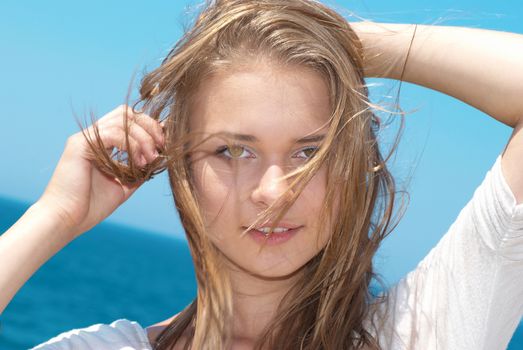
[82,0,406,348]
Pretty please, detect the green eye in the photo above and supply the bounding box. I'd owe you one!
[295,146,318,159]
[229,144,244,158]
[215,144,254,159]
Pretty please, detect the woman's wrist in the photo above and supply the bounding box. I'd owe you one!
[352,22,523,126]
[350,21,419,79]
[28,200,79,241]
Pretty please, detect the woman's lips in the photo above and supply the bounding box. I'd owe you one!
[245,226,303,246]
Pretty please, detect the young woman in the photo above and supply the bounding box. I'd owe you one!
[1,0,522,349]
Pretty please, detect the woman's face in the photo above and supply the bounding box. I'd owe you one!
[188,61,332,278]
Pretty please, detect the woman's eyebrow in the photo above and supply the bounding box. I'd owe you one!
[296,134,325,143]
[222,132,325,144]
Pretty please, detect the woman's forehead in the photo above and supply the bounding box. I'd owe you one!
[188,62,332,139]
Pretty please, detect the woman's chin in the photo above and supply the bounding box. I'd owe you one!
[228,253,310,280]
[210,233,319,279]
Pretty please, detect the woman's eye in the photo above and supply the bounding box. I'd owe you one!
[215,144,254,159]
[214,145,318,160]
[294,146,318,159]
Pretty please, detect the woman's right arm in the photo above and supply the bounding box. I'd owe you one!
[0,200,77,314]
[0,105,165,314]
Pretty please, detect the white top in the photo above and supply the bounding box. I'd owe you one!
[30,319,152,350]
[31,154,523,350]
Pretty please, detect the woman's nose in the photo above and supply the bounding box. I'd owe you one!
[251,164,293,207]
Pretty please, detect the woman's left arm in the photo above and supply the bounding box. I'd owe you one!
[353,22,523,203]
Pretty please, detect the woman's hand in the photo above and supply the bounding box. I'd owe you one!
[37,104,165,239]
[0,105,165,314]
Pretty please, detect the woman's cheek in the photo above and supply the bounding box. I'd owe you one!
[192,162,223,215]
[192,162,243,236]
[302,168,331,247]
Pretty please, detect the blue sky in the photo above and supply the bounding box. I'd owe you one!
[0,0,521,284]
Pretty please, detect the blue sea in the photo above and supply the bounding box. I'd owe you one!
[0,196,522,349]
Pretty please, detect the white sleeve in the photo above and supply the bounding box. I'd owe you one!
[374,155,523,350]
[30,319,152,350]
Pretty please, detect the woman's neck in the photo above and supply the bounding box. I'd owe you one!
[228,265,302,342]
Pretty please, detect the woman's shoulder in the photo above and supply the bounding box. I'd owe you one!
[145,313,181,345]
[31,319,151,350]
